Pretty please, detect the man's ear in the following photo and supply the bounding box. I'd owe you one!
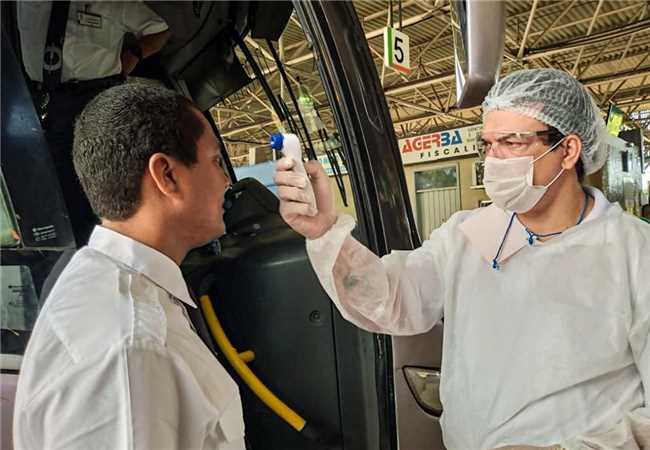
[561,134,582,171]
[148,153,180,198]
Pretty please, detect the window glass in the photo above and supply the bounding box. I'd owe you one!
[415,166,458,191]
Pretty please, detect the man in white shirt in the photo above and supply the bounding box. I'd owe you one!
[17,1,171,244]
[13,83,246,450]
[17,1,169,84]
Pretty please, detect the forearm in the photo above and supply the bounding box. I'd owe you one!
[139,30,170,58]
[306,214,444,335]
[306,214,386,332]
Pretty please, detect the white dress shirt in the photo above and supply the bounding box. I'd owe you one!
[306,187,650,450]
[13,226,246,450]
[17,1,168,82]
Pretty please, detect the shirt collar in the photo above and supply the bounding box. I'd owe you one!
[87,226,196,308]
[458,187,614,267]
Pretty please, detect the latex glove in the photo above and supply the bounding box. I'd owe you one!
[274,157,337,240]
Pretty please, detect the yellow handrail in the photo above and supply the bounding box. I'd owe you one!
[200,295,307,432]
[238,350,255,363]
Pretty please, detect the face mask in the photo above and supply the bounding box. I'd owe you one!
[483,139,565,213]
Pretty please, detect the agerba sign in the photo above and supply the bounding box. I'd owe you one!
[398,124,482,165]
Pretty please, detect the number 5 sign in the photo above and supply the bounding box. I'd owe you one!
[383,27,411,74]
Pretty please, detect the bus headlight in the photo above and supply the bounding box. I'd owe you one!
[403,367,442,416]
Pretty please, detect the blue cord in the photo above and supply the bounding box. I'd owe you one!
[492,212,517,270]
[524,190,591,246]
[493,190,592,269]
[525,228,562,245]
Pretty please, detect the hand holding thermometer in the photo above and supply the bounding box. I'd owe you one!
[270,133,318,217]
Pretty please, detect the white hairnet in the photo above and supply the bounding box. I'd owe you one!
[482,69,609,175]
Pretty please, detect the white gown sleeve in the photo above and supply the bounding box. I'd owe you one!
[306,214,448,336]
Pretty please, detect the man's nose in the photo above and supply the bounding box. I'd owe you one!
[487,146,509,159]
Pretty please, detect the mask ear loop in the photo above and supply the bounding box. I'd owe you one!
[530,136,567,188]
[530,136,566,164]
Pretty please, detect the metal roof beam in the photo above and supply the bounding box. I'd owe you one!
[517,0,539,59]
[526,3,641,42]
[577,6,646,78]
[525,18,650,60]
[528,0,577,48]
[225,65,650,134]
[261,9,439,76]
[363,0,422,23]
[571,0,604,75]
[386,95,473,124]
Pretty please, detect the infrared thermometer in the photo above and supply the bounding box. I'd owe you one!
[270,133,318,217]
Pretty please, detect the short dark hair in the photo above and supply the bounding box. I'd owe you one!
[73,83,204,220]
[542,126,585,182]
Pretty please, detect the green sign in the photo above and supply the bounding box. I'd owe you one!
[606,104,624,137]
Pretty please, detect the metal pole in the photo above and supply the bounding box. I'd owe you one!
[398,0,403,30]
[231,29,285,122]
[265,39,317,160]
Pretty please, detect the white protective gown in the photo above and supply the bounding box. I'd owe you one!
[306,187,650,450]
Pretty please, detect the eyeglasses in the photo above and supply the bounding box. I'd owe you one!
[477,129,564,159]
